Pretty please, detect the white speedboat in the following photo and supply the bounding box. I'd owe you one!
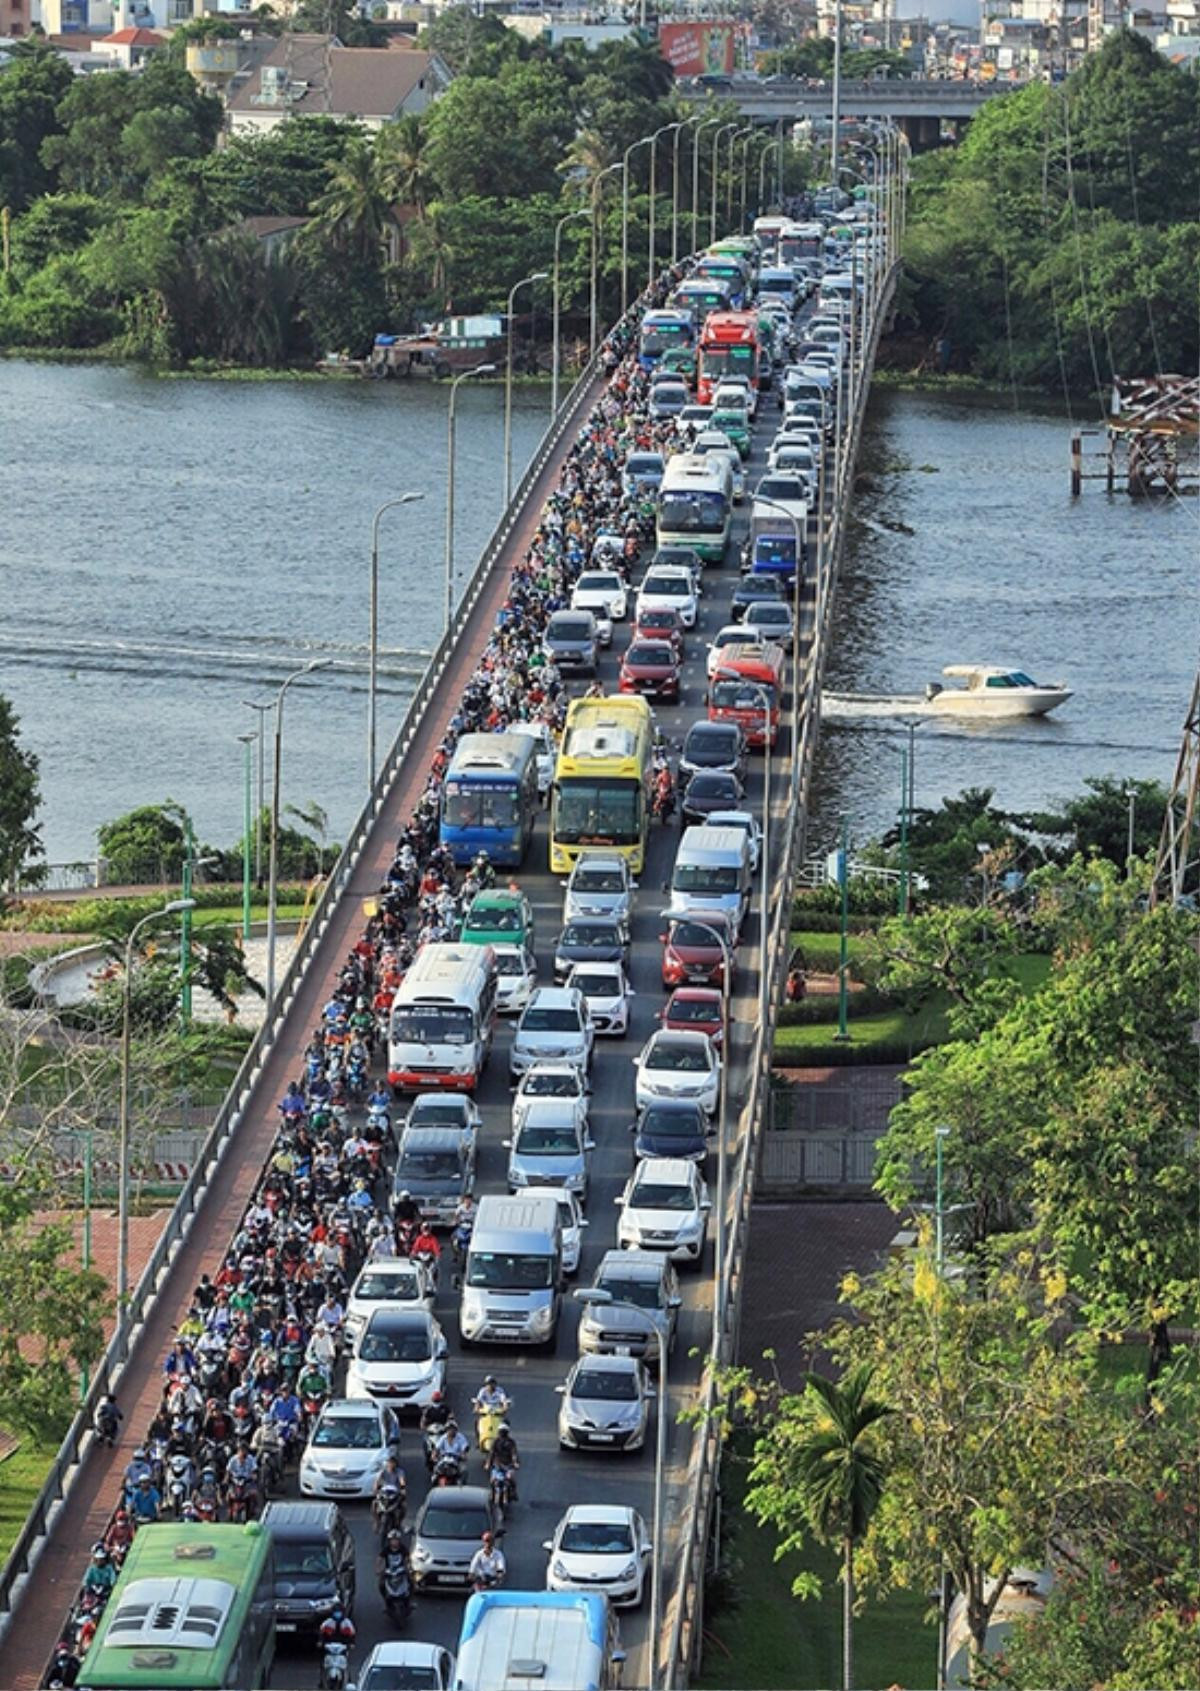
[925,666,1071,719]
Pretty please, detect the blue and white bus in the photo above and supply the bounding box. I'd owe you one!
[637,308,694,371]
[455,1591,625,1691]
[439,732,540,867]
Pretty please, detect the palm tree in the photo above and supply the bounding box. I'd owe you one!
[374,114,432,219]
[558,126,616,205]
[783,1366,892,1691]
[312,141,389,263]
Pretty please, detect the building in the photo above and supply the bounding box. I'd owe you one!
[93,21,166,61]
[0,0,30,38]
[225,34,451,133]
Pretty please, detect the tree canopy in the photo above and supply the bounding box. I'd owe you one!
[0,693,43,897]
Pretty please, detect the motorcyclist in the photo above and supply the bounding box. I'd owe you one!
[372,1455,407,1534]
[318,1605,356,1648]
[122,1447,153,1499]
[489,1423,520,1501]
[473,1375,508,1416]
[94,1393,122,1447]
[225,1442,258,1492]
[83,1545,117,1600]
[267,1384,303,1457]
[278,1081,307,1122]
[366,1081,392,1121]
[433,1418,469,1470]
[130,1473,162,1524]
[376,1528,412,1596]
[297,1357,330,1406]
[393,1188,421,1231]
[410,1220,441,1284]
[468,1530,507,1592]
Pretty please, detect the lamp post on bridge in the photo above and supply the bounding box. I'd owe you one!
[590,160,624,359]
[368,492,425,793]
[504,272,548,508]
[266,659,331,1014]
[551,209,588,420]
[446,363,495,638]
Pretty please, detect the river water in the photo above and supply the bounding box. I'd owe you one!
[1,363,1195,865]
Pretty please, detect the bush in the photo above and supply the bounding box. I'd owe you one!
[11,883,309,936]
[794,882,898,918]
[777,985,894,1024]
[787,909,880,935]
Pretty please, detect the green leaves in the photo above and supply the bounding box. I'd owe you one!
[0,693,42,897]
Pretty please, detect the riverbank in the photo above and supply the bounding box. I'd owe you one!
[0,344,568,385]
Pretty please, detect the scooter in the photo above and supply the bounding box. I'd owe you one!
[379,1556,413,1625]
[319,1639,350,1690]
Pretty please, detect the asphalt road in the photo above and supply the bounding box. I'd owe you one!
[275,357,815,1691]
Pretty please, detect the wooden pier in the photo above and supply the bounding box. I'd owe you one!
[1070,375,1199,497]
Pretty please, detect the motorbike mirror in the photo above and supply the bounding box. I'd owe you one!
[542,1540,553,1553]
[554,1384,567,1394]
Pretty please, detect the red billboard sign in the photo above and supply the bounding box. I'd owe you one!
[658,20,738,77]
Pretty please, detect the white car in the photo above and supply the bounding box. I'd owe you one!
[357,1643,456,1691]
[572,568,628,627]
[510,986,594,1080]
[493,943,537,1015]
[633,1029,721,1118]
[712,377,757,420]
[565,960,633,1037]
[345,1307,448,1410]
[742,599,794,645]
[617,1156,711,1264]
[507,719,556,798]
[544,1505,653,1608]
[525,1184,588,1275]
[512,1063,590,1135]
[557,1354,654,1453]
[705,809,762,871]
[707,622,767,681]
[345,1258,433,1345]
[298,1398,401,1500]
[636,565,700,629]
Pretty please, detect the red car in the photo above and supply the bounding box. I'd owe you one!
[659,913,737,989]
[632,604,686,657]
[659,986,725,1047]
[619,638,682,701]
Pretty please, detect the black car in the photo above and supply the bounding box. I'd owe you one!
[631,1101,710,1163]
[262,1501,357,1634]
[553,915,630,983]
[731,574,787,620]
[679,720,747,787]
[681,770,745,825]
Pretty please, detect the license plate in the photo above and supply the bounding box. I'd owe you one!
[614,1345,632,1356]
[276,1622,297,1633]
[589,1432,615,1443]
[438,1573,468,1584]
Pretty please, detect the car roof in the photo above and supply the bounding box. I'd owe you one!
[643,564,694,581]
[573,1351,641,1374]
[687,719,739,739]
[648,1028,714,1052]
[399,1125,467,1151]
[419,1485,490,1512]
[668,986,722,1003]
[320,1397,383,1418]
[527,986,582,1007]
[520,1061,584,1080]
[560,1503,638,1525]
[597,1248,670,1278]
[571,853,626,874]
[566,960,623,980]
[562,913,623,930]
[517,1097,584,1124]
[634,1157,698,1184]
[366,1306,432,1329]
[364,1643,446,1667]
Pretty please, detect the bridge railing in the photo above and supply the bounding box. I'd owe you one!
[0,348,608,1643]
[660,259,902,1688]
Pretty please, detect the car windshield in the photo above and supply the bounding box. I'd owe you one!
[574,867,624,892]
[597,1274,661,1309]
[467,1251,553,1290]
[560,1521,634,1555]
[275,1544,333,1577]
[397,1149,461,1179]
[551,618,593,642]
[573,971,619,996]
[577,573,621,594]
[442,785,521,830]
[354,1270,417,1301]
[644,575,690,599]
[554,778,640,845]
[561,923,619,949]
[523,1071,579,1096]
[658,492,725,535]
[518,1124,580,1154]
[360,1323,431,1363]
[688,774,738,800]
[640,609,678,629]
[391,1006,472,1046]
[631,1182,696,1211]
[647,1040,711,1073]
[573,1369,638,1402]
[668,997,719,1025]
[747,607,789,626]
[313,1415,383,1450]
[494,953,528,978]
[420,1502,490,1541]
[758,478,808,501]
[627,456,663,475]
[674,863,739,892]
[362,1666,442,1691]
[521,1005,582,1032]
[640,1107,704,1137]
[713,680,778,710]
[410,1100,470,1127]
[686,730,737,763]
[626,643,674,666]
[670,920,726,948]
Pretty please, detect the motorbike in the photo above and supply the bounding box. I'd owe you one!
[379,1555,413,1625]
[474,1400,510,1459]
[94,1402,121,1448]
[166,1453,194,1519]
[371,1481,406,1539]
[488,1464,515,1520]
[430,1450,465,1488]
[319,1639,350,1691]
[652,776,675,825]
[225,1473,257,1523]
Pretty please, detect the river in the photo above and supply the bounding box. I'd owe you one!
[1,363,1194,866]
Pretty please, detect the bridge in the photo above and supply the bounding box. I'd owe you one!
[0,156,903,1691]
[683,76,1020,145]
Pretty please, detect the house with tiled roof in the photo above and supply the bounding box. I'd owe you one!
[224,34,451,135]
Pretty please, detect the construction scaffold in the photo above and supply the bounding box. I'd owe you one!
[1070,374,1200,497]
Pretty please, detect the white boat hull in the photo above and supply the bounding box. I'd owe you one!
[927,687,1072,719]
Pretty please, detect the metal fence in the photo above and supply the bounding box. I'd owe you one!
[759,1131,883,1189]
[767,1073,902,1134]
[0,349,608,1643]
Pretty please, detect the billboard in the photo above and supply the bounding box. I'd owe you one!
[659,20,738,77]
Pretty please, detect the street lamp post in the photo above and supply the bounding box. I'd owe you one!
[711,123,737,244]
[266,659,331,1014]
[574,1288,669,1688]
[646,121,676,292]
[757,137,773,217]
[750,495,805,795]
[835,813,851,1041]
[237,732,255,943]
[118,899,195,1319]
[505,273,548,507]
[669,120,686,264]
[691,114,720,258]
[552,208,589,419]
[446,362,495,636]
[590,161,624,359]
[831,0,844,183]
[241,699,270,888]
[369,491,425,793]
[1124,784,1137,876]
[934,1118,952,1691]
[621,136,652,317]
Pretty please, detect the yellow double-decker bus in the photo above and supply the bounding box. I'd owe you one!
[549,695,654,874]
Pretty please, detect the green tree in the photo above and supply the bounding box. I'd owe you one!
[8,191,107,280]
[374,114,432,218]
[417,5,526,76]
[0,693,42,896]
[311,139,391,262]
[0,1177,109,1439]
[0,41,73,213]
[1020,774,1168,870]
[424,58,577,201]
[96,802,187,884]
[743,1366,892,1691]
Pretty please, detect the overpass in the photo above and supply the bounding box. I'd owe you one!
[0,151,904,1691]
[682,75,1020,145]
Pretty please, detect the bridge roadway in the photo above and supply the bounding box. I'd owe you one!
[682,75,1016,121]
[0,353,803,1690]
[274,380,802,1688]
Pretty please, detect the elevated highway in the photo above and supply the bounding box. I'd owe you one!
[682,76,1019,146]
[0,171,902,1691]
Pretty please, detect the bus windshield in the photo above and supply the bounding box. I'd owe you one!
[391,1006,473,1045]
[641,323,689,356]
[659,492,726,535]
[555,779,641,845]
[712,680,777,710]
[702,345,756,375]
[443,783,520,830]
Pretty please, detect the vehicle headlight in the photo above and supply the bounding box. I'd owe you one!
[311,1596,337,1612]
[618,1561,637,1581]
[552,1559,571,1580]
[510,1167,528,1186]
[530,1304,554,1333]
[411,1544,432,1567]
[679,1212,703,1235]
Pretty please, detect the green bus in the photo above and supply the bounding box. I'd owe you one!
[78,1521,275,1691]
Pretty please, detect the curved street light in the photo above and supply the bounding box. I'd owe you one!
[446,362,495,636]
[710,121,739,244]
[590,160,625,359]
[552,208,589,418]
[368,492,424,792]
[266,658,331,1012]
[505,272,548,507]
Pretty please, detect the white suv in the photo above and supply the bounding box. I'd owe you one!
[636,566,700,629]
[616,1156,711,1265]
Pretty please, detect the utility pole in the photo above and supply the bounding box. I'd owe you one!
[835,813,850,1041]
[831,0,843,184]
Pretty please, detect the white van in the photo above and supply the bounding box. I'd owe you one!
[667,824,753,939]
[388,943,497,1091]
[459,1193,563,1349]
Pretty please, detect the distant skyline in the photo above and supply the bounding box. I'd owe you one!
[894,0,980,24]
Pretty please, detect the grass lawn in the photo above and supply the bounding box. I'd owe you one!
[0,1436,58,1564]
[190,903,308,929]
[696,1445,935,1690]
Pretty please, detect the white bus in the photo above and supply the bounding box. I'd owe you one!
[656,453,733,565]
[387,943,497,1092]
[455,1591,625,1691]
